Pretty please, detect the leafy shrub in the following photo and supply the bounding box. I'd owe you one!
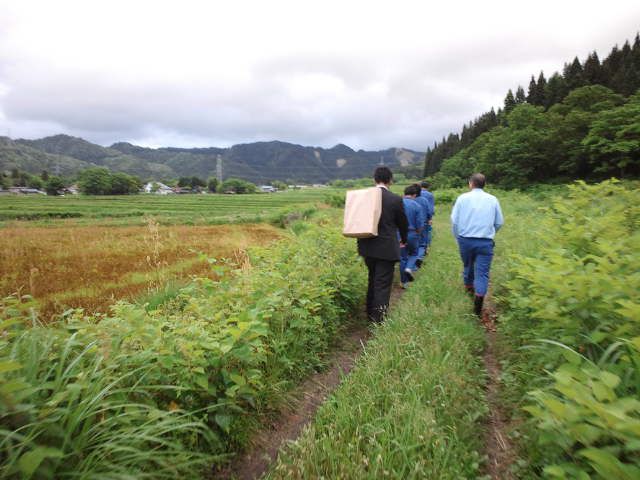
[323,191,345,208]
[525,343,640,480]
[433,188,462,205]
[270,206,318,228]
[220,178,257,194]
[501,180,640,477]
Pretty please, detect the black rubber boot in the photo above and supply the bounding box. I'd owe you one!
[474,295,484,318]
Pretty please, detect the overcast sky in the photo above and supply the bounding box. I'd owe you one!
[0,1,638,151]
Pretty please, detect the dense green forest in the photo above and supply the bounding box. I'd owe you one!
[424,34,640,187]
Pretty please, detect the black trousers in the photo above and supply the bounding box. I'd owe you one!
[364,257,396,322]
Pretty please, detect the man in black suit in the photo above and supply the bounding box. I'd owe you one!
[357,167,409,323]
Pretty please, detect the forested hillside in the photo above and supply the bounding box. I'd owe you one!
[424,34,640,187]
[1,135,423,184]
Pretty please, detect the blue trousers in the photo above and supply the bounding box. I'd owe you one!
[400,231,420,283]
[457,237,494,296]
[417,224,432,260]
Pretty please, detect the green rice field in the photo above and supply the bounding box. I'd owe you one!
[0,188,338,225]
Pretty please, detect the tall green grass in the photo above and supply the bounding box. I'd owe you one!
[268,213,487,479]
[0,324,216,479]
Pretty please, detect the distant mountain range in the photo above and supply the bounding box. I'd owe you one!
[0,134,424,184]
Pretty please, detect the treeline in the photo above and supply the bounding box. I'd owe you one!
[424,33,640,183]
[1,167,284,195]
[433,86,639,187]
[1,169,66,195]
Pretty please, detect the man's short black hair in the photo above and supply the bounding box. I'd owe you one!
[373,166,393,184]
[404,184,420,196]
[469,173,486,188]
[420,181,430,189]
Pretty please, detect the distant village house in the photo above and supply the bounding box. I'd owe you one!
[143,182,174,195]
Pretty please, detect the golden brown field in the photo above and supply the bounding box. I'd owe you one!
[0,221,283,320]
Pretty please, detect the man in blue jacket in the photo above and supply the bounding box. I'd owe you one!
[451,173,504,317]
[400,184,425,287]
[417,181,435,265]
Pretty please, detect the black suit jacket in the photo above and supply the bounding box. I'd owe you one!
[357,187,409,261]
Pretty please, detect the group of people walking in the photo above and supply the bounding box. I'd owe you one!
[357,167,503,323]
[399,182,434,288]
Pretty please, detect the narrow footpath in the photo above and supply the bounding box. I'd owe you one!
[481,299,516,480]
[217,285,405,480]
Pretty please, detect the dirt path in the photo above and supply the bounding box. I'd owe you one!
[216,284,404,480]
[481,300,516,480]
[216,324,370,480]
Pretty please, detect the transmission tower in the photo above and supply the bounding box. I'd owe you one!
[216,154,223,183]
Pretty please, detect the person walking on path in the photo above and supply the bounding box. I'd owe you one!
[358,167,409,323]
[450,173,504,317]
[417,181,435,264]
[414,184,432,268]
[399,184,425,288]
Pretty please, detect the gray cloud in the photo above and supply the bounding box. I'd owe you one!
[0,1,639,151]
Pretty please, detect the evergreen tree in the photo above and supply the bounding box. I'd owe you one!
[504,89,517,113]
[487,107,497,124]
[563,57,584,90]
[460,124,470,146]
[515,85,526,103]
[611,40,638,95]
[544,72,568,108]
[535,71,547,105]
[583,52,602,85]
[630,34,640,94]
[602,45,623,90]
[527,75,540,104]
